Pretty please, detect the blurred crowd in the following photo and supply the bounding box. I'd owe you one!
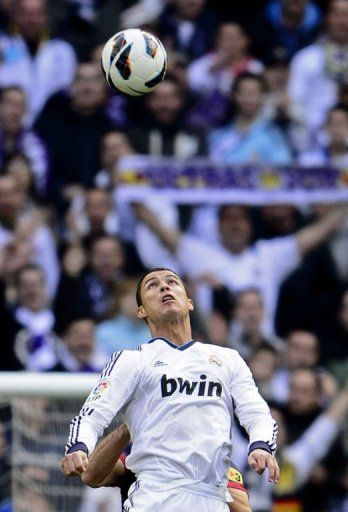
[0,0,347,511]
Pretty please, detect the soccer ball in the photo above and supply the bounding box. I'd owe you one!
[101,28,167,96]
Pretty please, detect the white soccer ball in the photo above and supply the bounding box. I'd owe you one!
[101,28,167,96]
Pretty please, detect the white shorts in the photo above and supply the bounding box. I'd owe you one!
[123,479,230,512]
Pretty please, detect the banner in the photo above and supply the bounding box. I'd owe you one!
[116,156,348,205]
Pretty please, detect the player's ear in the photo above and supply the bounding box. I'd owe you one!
[137,305,147,319]
[188,298,194,311]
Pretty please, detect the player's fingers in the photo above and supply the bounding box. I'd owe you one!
[248,454,258,471]
[61,456,77,476]
[255,453,266,474]
[266,456,280,483]
[72,452,87,474]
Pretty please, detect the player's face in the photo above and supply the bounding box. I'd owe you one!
[138,271,193,323]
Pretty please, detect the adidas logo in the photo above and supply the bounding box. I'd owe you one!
[154,360,168,367]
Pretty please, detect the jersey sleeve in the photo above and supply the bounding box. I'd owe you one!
[65,350,141,455]
[229,350,277,455]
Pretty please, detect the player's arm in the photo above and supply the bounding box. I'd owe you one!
[227,465,252,512]
[296,205,348,257]
[61,350,141,477]
[229,351,279,484]
[82,423,130,487]
[132,203,180,252]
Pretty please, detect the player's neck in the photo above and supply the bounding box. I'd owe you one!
[149,318,192,347]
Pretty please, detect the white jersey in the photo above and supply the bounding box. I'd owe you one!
[66,338,277,490]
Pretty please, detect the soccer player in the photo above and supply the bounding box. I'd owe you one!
[61,268,279,511]
[81,423,252,512]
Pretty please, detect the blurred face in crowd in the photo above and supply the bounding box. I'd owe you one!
[117,280,141,321]
[264,63,289,92]
[1,239,31,278]
[219,205,252,254]
[339,290,348,329]
[233,77,265,120]
[174,0,206,20]
[288,369,320,414]
[64,319,95,366]
[71,63,107,114]
[326,108,348,147]
[90,237,124,282]
[146,80,183,125]
[15,0,47,41]
[85,189,111,231]
[234,289,264,333]
[327,0,348,45]
[282,0,307,21]
[4,155,34,198]
[286,330,319,369]
[249,347,277,384]
[100,132,134,171]
[17,267,47,311]
[216,23,249,59]
[0,176,22,225]
[0,88,26,134]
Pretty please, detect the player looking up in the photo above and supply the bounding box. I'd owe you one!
[61,268,279,512]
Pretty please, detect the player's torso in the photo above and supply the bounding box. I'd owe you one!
[123,338,234,485]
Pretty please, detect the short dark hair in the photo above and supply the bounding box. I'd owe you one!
[136,267,186,307]
[232,72,267,96]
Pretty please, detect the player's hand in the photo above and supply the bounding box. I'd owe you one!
[248,449,279,483]
[60,450,89,477]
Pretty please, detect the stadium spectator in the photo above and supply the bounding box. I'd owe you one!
[279,369,346,510]
[248,344,279,401]
[208,72,293,165]
[95,131,135,190]
[271,330,337,404]
[96,279,150,356]
[229,288,282,359]
[35,62,115,197]
[128,78,206,158]
[65,188,119,244]
[0,175,59,297]
[299,104,348,168]
[288,0,348,138]
[187,23,263,130]
[158,0,220,61]
[263,57,309,153]
[275,205,347,337]
[0,0,76,124]
[0,86,48,197]
[188,23,263,97]
[51,318,107,373]
[318,288,348,378]
[54,235,126,325]
[251,0,322,62]
[10,264,58,371]
[133,202,348,333]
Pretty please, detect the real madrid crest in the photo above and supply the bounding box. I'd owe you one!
[209,354,222,367]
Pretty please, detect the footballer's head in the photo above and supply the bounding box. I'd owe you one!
[136,268,193,324]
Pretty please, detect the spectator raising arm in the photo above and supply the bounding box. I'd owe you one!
[296,206,348,257]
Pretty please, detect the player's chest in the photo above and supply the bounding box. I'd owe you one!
[138,349,230,402]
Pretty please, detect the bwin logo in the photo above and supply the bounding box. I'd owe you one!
[161,374,222,398]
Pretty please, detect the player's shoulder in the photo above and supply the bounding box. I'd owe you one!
[195,342,243,364]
